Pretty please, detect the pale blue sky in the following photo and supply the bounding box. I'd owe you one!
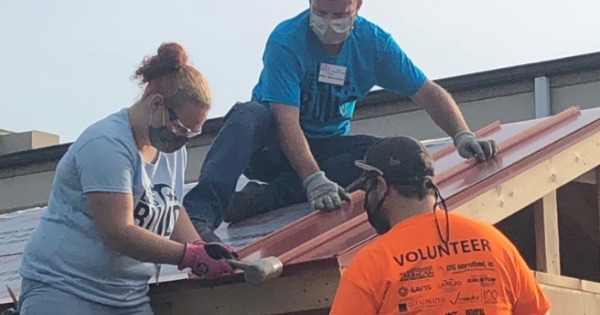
[1,0,599,143]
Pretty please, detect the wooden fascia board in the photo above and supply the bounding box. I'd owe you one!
[535,272,600,295]
[150,266,341,315]
[453,128,600,224]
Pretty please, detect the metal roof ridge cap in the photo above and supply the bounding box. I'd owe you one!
[447,112,600,209]
[277,210,370,263]
[432,121,502,160]
[237,192,366,257]
[335,225,376,256]
[278,256,342,272]
[435,106,581,187]
[493,106,581,154]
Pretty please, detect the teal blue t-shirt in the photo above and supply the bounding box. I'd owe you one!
[251,10,427,138]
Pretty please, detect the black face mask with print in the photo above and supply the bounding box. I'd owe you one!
[148,126,188,153]
[364,188,391,234]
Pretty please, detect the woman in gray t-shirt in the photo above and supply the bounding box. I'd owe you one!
[18,42,237,315]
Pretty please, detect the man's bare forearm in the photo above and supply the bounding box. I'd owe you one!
[271,103,320,180]
[411,79,469,137]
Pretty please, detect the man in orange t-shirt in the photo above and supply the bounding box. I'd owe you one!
[330,136,550,315]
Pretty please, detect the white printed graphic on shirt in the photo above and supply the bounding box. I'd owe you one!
[133,183,180,237]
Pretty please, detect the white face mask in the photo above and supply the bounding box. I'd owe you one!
[309,10,354,45]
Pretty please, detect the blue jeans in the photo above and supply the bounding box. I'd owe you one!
[18,278,153,315]
[183,101,380,229]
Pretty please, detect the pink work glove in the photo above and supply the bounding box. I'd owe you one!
[178,240,237,279]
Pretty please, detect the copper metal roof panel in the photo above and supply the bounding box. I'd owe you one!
[238,106,600,271]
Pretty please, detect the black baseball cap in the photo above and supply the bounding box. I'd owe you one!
[346,136,435,192]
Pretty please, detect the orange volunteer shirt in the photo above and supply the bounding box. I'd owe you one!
[330,211,550,315]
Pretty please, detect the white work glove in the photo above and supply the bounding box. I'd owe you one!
[453,131,499,162]
[303,171,351,211]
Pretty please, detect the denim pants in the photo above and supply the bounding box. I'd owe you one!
[183,101,380,229]
[18,278,154,315]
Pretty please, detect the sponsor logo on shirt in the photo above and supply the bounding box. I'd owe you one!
[465,309,486,315]
[449,291,480,305]
[398,303,408,312]
[438,278,462,292]
[400,266,435,282]
[393,239,491,267]
[466,274,497,287]
[445,312,458,315]
[133,183,180,237]
[481,289,499,304]
[397,284,432,297]
[398,286,410,297]
[446,260,495,273]
[398,297,445,312]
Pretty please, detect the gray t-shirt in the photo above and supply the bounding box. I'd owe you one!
[19,108,186,307]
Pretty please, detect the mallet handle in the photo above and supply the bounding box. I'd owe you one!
[228,259,251,270]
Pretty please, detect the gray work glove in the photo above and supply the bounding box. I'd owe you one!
[453,131,499,162]
[303,171,351,211]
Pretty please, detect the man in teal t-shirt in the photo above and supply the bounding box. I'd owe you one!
[184,0,498,242]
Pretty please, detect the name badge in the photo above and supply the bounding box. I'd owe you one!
[318,63,347,86]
